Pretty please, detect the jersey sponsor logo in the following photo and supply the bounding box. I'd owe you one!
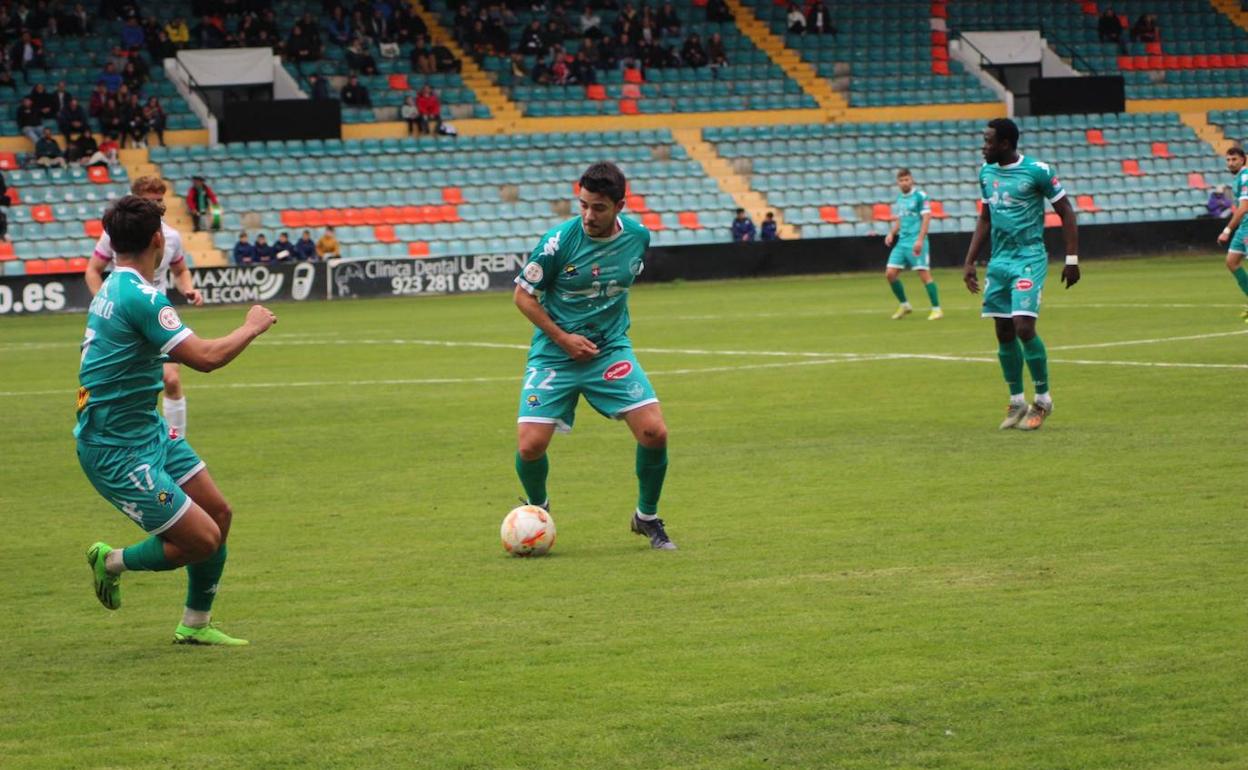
[76,386,90,413]
[158,306,182,330]
[541,231,561,257]
[561,264,579,278]
[156,490,175,507]
[137,283,164,304]
[1017,181,1033,194]
[603,360,633,380]
[525,393,542,408]
[523,261,544,284]
[1015,278,1034,290]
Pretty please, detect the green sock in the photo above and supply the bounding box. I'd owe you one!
[515,451,549,506]
[888,279,908,304]
[1233,266,1248,298]
[122,536,179,572]
[186,544,227,612]
[1021,335,1049,394]
[997,339,1025,397]
[924,281,940,308]
[635,444,668,516]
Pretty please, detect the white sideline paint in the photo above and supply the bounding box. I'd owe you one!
[1047,329,1248,351]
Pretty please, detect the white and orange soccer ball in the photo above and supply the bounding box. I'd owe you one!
[500,505,557,557]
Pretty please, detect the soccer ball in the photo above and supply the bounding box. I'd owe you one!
[500,505,557,557]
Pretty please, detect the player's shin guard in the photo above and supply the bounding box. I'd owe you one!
[635,444,668,516]
[1233,266,1248,298]
[888,279,907,304]
[997,339,1025,397]
[122,536,179,571]
[163,397,187,436]
[1021,336,1049,394]
[924,281,940,309]
[186,543,226,612]
[515,451,549,508]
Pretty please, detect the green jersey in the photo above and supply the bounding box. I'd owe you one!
[515,215,650,360]
[978,155,1065,261]
[1232,167,1248,230]
[893,188,931,242]
[75,266,192,447]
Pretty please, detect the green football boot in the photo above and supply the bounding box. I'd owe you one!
[86,542,121,610]
[173,623,250,646]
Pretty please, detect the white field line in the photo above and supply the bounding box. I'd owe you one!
[1047,328,1248,351]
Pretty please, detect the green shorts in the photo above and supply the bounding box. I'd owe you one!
[77,428,205,535]
[887,238,930,270]
[982,254,1048,319]
[517,344,658,432]
[1229,225,1248,255]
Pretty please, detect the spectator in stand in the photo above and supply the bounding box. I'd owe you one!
[91,133,120,166]
[416,84,443,135]
[273,232,296,260]
[148,29,177,62]
[411,33,435,75]
[519,20,545,56]
[432,44,459,73]
[58,97,89,143]
[186,176,219,231]
[30,82,57,119]
[52,80,73,113]
[340,74,371,107]
[1131,13,1158,43]
[67,131,98,164]
[681,33,707,68]
[193,15,226,48]
[707,32,727,69]
[326,6,352,47]
[232,232,255,264]
[550,49,570,84]
[731,208,756,242]
[254,233,275,262]
[1,168,11,207]
[98,62,122,93]
[143,96,166,146]
[658,1,681,36]
[806,1,836,36]
[287,22,321,65]
[123,92,148,147]
[580,7,602,38]
[60,3,91,36]
[121,16,145,51]
[11,31,47,79]
[706,0,733,23]
[317,226,341,259]
[760,212,779,241]
[166,17,189,47]
[88,82,108,117]
[294,230,317,260]
[1206,185,1233,219]
[35,127,67,168]
[346,36,378,75]
[787,3,806,33]
[17,97,41,144]
[400,94,419,136]
[98,97,124,138]
[570,49,596,84]
[1098,9,1126,53]
[306,73,330,99]
[0,50,17,92]
[121,60,146,93]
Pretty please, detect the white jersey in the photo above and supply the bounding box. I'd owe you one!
[93,220,186,294]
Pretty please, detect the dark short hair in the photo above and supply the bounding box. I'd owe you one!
[102,195,163,256]
[896,168,912,178]
[1228,146,1246,160]
[736,208,745,214]
[987,118,1020,149]
[579,162,627,203]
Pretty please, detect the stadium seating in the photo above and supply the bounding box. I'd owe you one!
[707,112,1220,239]
[1210,110,1248,146]
[947,0,1248,100]
[0,164,147,276]
[429,0,816,116]
[738,0,998,107]
[149,131,740,259]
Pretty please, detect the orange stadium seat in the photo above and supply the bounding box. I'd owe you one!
[305,209,326,227]
[1044,212,1061,228]
[677,211,702,229]
[626,193,647,212]
[87,166,110,184]
[641,211,663,230]
[0,152,17,170]
[388,74,409,90]
[819,205,843,224]
[5,187,19,204]
[438,204,461,222]
[1188,172,1208,189]
[282,210,307,227]
[1086,129,1106,146]
[408,242,430,257]
[25,259,49,274]
[1076,195,1101,212]
[374,225,397,243]
[442,187,463,204]
[67,258,89,273]
[323,208,346,227]
[618,99,638,114]
[622,68,643,84]
[0,242,15,260]
[84,219,103,237]
[929,200,949,218]
[872,203,895,221]
[931,60,949,75]
[31,204,54,223]
[1151,142,1172,158]
[1122,159,1143,176]
[43,258,69,273]
[585,84,606,100]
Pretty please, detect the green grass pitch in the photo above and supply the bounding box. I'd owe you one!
[0,255,1244,769]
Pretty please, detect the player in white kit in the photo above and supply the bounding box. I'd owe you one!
[85,176,203,436]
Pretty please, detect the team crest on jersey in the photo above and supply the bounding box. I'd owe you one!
[627,382,645,399]
[158,306,181,331]
[156,490,174,507]
[526,394,542,408]
[523,262,544,284]
[1016,279,1034,290]
[603,361,633,380]
[1018,181,1032,194]
[562,264,579,278]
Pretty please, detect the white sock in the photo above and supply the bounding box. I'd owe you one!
[105,548,127,575]
[163,397,187,436]
[901,301,912,308]
[635,510,658,521]
[181,608,211,628]
[1036,392,1053,406]
[1010,394,1026,406]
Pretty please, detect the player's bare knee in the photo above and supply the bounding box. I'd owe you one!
[517,436,549,461]
[994,319,1016,343]
[1014,317,1037,340]
[185,529,221,562]
[1227,253,1243,271]
[885,268,900,281]
[638,421,667,449]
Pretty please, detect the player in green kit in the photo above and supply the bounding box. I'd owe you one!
[963,119,1079,431]
[512,162,674,550]
[1215,146,1248,321]
[78,196,277,644]
[883,168,942,320]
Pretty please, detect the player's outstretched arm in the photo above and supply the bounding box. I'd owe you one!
[962,205,992,293]
[84,255,110,296]
[1054,196,1080,288]
[513,285,598,361]
[168,305,277,372]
